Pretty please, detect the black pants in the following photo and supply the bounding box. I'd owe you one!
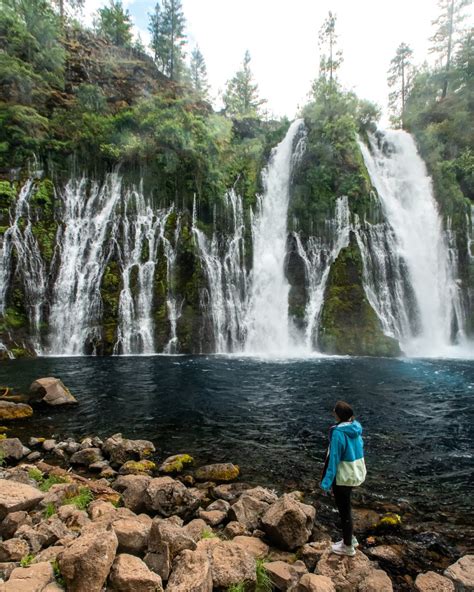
[333,484,353,545]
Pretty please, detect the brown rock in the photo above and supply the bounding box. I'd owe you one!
[103,433,155,465]
[415,571,455,592]
[166,547,212,592]
[88,499,117,521]
[194,463,240,482]
[109,553,163,591]
[367,544,403,567]
[0,562,16,581]
[244,486,278,504]
[198,509,226,526]
[0,438,30,461]
[148,517,196,559]
[444,555,474,592]
[70,447,104,466]
[183,519,208,542]
[0,401,33,421]
[229,494,270,530]
[0,537,30,561]
[261,493,315,550]
[0,510,32,539]
[15,524,48,553]
[264,560,307,591]
[316,549,374,591]
[58,525,118,592]
[206,499,230,513]
[3,561,55,591]
[223,521,248,538]
[359,569,393,592]
[34,544,65,563]
[144,546,171,581]
[145,477,201,518]
[300,540,331,571]
[295,573,336,592]
[0,480,44,519]
[352,508,380,531]
[56,505,90,530]
[113,474,151,513]
[208,539,257,588]
[233,535,269,559]
[211,482,250,502]
[113,514,152,555]
[29,377,77,406]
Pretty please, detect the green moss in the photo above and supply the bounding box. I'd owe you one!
[0,181,16,208]
[62,486,94,510]
[3,307,27,329]
[160,453,193,473]
[38,474,69,492]
[318,232,401,357]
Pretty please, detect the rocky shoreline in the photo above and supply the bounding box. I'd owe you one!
[0,379,472,591]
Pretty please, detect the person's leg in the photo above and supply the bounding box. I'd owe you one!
[332,484,353,546]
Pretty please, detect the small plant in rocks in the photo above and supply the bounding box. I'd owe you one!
[28,467,44,482]
[43,502,57,518]
[256,558,272,592]
[38,474,69,492]
[20,554,35,567]
[51,559,65,587]
[201,527,219,539]
[227,584,246,592]
[63,487,94,510]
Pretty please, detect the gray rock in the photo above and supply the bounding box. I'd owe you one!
[42,439,57,452]
[148,517,197,559]
[29,377,78,405]
[103,433,155,465]
[145,477,201,518]
[0,438,30,461]
[112,514,152,555]
[113,475,151,513]
[70,447,104,466]
[229,493,270,530]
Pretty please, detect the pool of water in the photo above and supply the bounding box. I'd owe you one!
[1,355,473,532]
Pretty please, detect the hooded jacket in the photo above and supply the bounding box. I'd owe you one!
[321,420,366,491]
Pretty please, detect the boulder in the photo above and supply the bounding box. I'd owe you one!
[70,447,104,466]
[233,535,269,559]
[0,537,30,561]
[0,401,33,421]
[119,460,156,475]
[88,500,117,521]
[3,561,55,592]
[144,546,171,582]
[228,493,270,530]
[194,463,239,482]
[148,517,196,559]
[212,482,251,502]
[113,475,151,513]
[295,573,336,592]
[159,454,193,474]
[359,569,393,592]
[264,560,308,591]
[113,514,152,555]
[42,440,57,452]
[316,549,374,591]
[0,510,32,539]
[261,494,315,550]
[109,553,163,592]
[58,525,118,592]
[0,562,16,581]
[0,438,30,461]
[198,509,226,526]
[166,547,212,592]
[183,519,208,542]
[145,477,201,518]
[208,539,256,589]
[299,540,331,571]
[223,521,249,538]
[0,480,44,519]
[206,499,230,513]
[56,505,90,530]
[415,571,455,592]
[15,524,48,553]
[444,555,474,592]
[367,544,403,567]
[244,486,278,504]
[103,433,155,465]
[29,377,77,405]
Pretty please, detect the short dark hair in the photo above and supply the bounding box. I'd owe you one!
[334,400,354,422]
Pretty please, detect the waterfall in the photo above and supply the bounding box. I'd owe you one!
[359,131,467,356]
[192,190,248,352]
[163,211,182,355]
[115,189,171,355]
[0,180,47,353]
[244,119,305,354]
[47,175,122,355]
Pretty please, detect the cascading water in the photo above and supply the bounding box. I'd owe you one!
[244,119,305,354]
[359,131,467,356]
[163,211,182,355]
[47,175,122,356]
[0,180,47,352]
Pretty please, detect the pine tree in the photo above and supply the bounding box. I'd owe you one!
[318,11,343,83]
[388,43,414,129]
[95,0,133,47]
[189,46,209,99]
[223,50,266,117]
[430,0,472,97]
[54,0,84,21]
[148,0,186,80]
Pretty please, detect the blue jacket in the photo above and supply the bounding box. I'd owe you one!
[321,420,366,491]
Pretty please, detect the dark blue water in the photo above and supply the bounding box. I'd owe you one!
[1,355,473,528]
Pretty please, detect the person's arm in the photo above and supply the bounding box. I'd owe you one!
[321,430,345,491]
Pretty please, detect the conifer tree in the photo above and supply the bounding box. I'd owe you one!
[189,46,210,100]
[388,42,414,129]
[430,0,472,97]
[148,0,186,80]
[95,0,133,47]
[318,11,343,83]
[223,50,266,117]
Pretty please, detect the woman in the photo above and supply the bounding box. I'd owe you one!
[321,400,366,556]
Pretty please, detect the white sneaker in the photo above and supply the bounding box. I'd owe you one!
[335,536,359,547]
[331,541,356,556]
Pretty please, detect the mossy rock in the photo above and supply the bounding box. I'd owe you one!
[318,231,401,357]
[377,513,402,529]
[119,459,156,475]
[0,400,33,420]
[0,181,16,208]
[159,453,194,474]
[194,463,240,482]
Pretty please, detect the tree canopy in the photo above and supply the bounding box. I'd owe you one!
[222,51,266,118]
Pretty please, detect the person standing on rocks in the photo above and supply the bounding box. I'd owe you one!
[321,400,367,557]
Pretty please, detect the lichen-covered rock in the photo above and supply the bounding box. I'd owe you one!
[415,571,455,592]
[0,401,33,421]
[444,555,474,592]
[295,573,336,592]
[29,377,78,405]
[261,493,315,550]
[58,525,118,592]
[0,480,44,519]
[228,493,270,530]
[0,437,30,461]
[103,433,155,465]
[145,477,201,518]
[119,460,156,475]
[194,463,239,482]
[109,553,163,592]
[3,561,55,591]
[159,454,193,474]
[166,547,212,592]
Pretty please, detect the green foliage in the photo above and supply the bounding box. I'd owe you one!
[43,502,57,518]
[227,584,246,592]
[62,486,94,510]
[95,0,133,47]
[51,559,65,587]
[20,554,35,567]
[318,11,343,83]
[223,51,266,118]
[201,527,218,539]
[387,42,414,129]
[0,449,5,467]
[28,467,44,482]
[38,474,68,492]
[189,46,210,100]
[255,558,272,592]
[76,84,107,113]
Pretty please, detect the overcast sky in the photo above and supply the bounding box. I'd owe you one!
[82,0,472,122]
